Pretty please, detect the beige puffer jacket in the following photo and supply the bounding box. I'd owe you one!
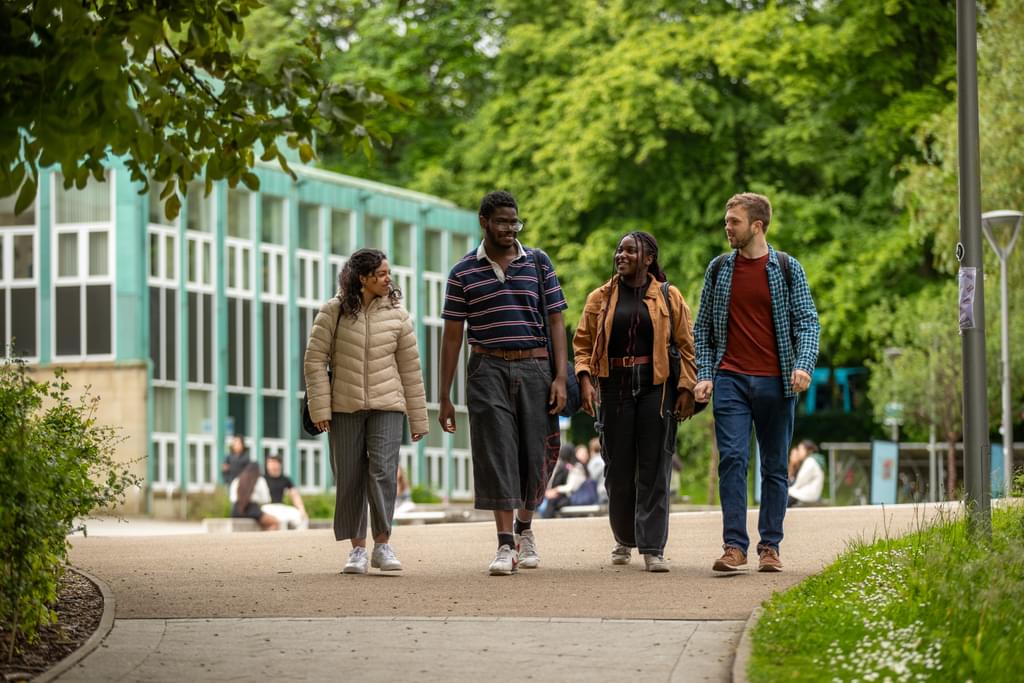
[303,295,429,435]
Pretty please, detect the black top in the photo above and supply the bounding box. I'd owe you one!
[265,473,296,504]
[608,279,654,358]
[222,453,250,485]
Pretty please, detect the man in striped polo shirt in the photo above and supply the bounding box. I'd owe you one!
[438,190,570,576]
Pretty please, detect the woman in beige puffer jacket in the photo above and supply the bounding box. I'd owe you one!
[303,248,428,575]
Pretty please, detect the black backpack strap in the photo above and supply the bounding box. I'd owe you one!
[710,253,726,288]
[776,250,792,289]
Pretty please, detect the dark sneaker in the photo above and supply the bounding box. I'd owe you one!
[712,546,747,572]
[758,547,783,573]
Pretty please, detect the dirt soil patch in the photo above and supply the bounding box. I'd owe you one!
[0,569,103,682]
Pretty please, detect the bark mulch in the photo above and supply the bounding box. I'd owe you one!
[0,569,103,682]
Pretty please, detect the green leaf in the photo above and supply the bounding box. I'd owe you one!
[298,142,315,163]
[240,172,259,191]
[164,193,181,220]
[15,176,37,215]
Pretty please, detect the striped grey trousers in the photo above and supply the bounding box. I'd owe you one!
[329,410,404,542]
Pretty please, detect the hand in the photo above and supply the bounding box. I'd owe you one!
[439,398,456,433]
[790,369,811,393]
[580,374,598,417]
[674,389,695,421]
[315,420,331,433]
[694,380,713,403]
[548,376,567,415]
[411,432,425,442]
[545,488,559,500]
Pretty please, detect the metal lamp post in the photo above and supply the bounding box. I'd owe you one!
[981,210,1023,496]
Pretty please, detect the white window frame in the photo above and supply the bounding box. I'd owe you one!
[0,202,40,360]
[51,172,116,361]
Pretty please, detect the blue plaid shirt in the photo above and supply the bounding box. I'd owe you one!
[694,245,819,397]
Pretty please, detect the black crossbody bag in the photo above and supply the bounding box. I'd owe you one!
[302,298,343,436]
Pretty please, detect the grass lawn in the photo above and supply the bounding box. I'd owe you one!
[749,500,1024,682]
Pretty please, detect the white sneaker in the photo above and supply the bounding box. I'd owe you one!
[611,544,632,565]
[489,544,518,576]
[644,554,670,573]
[516,529,540,569]
[371,543,403,571]
[343,546,368,574]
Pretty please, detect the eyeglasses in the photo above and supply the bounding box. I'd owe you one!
[489,218,526,233]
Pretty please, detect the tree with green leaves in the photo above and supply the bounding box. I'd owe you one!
[897,0,1024,440]
[0,0,405,219]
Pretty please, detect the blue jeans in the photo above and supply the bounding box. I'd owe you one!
[713,371,795,555]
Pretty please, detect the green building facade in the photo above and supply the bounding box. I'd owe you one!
[1,158,480,514]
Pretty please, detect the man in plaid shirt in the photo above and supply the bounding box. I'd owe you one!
[693,192,819,574]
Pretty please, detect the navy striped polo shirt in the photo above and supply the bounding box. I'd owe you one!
[442,242,568,349]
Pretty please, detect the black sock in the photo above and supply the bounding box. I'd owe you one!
[513,516,531,535]
[498,532,515,549]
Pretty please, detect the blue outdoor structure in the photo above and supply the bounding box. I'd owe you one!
[804,366,868,414]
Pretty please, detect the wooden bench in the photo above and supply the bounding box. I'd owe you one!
[203,517,260,533]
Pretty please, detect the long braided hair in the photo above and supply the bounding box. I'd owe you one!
[337,248,402,320]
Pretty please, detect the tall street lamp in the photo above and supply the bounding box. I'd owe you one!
[982,210,1023,495]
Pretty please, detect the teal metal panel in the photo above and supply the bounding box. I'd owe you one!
[37,172,52,364]
[415,207,430,489]
[214,183,229,476]
[177,181,190,515]
[113,164,147,362]
[318,201,333,488]
[286,190,300,481]
[251,192,264,463]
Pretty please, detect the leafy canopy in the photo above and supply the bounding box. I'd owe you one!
[0,0,407,219]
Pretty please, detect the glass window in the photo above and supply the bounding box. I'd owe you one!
[261,196,284,244]
[187,390,212,433]
[149,233,160,278]
[425,230,443,272]
[263,396,282,438]
[298,203,319,251]
[148,183,175,225]
[227,189,250,238]
[153,387,176,432]
[55,173,110,223]
[88,231,109,276]
[364,215,384,250]
[58,233,78,277]
[393,222,412,267]
[186,182,212,232]
[55,286,80,355]
[10,288,36,357]
[85,284,111,355]
[0,191,34,226]
[227,392,249,436]
[452,234,472,261]
[13,234,33,279]
[331,210,350,255]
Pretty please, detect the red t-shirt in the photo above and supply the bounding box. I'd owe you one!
[719,253,780,376]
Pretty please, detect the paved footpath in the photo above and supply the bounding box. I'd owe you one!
[60,504,951,682]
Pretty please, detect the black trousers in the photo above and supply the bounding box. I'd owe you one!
[597,365,676,555]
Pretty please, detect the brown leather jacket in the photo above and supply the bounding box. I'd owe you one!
[573,275,697,397]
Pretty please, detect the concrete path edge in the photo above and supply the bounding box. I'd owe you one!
[35,567,115,683]
[731,604,763,683]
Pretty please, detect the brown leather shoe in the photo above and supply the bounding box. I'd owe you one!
[712,546,747,572]
[758,547,783,572]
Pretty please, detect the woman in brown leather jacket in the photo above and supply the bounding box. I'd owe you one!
[572,231,697,572]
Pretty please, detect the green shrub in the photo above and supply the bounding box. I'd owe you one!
[411,484,441,503]
[0,360,139,660]
[186,488,232,520]
[301,493,336,519]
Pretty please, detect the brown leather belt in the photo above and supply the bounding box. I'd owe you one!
[609,355,651,368]
[472,346,549,361]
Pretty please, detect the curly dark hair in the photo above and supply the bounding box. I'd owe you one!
[479,190,518,219]
[337,248,402,319]
[614,231,667,283]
